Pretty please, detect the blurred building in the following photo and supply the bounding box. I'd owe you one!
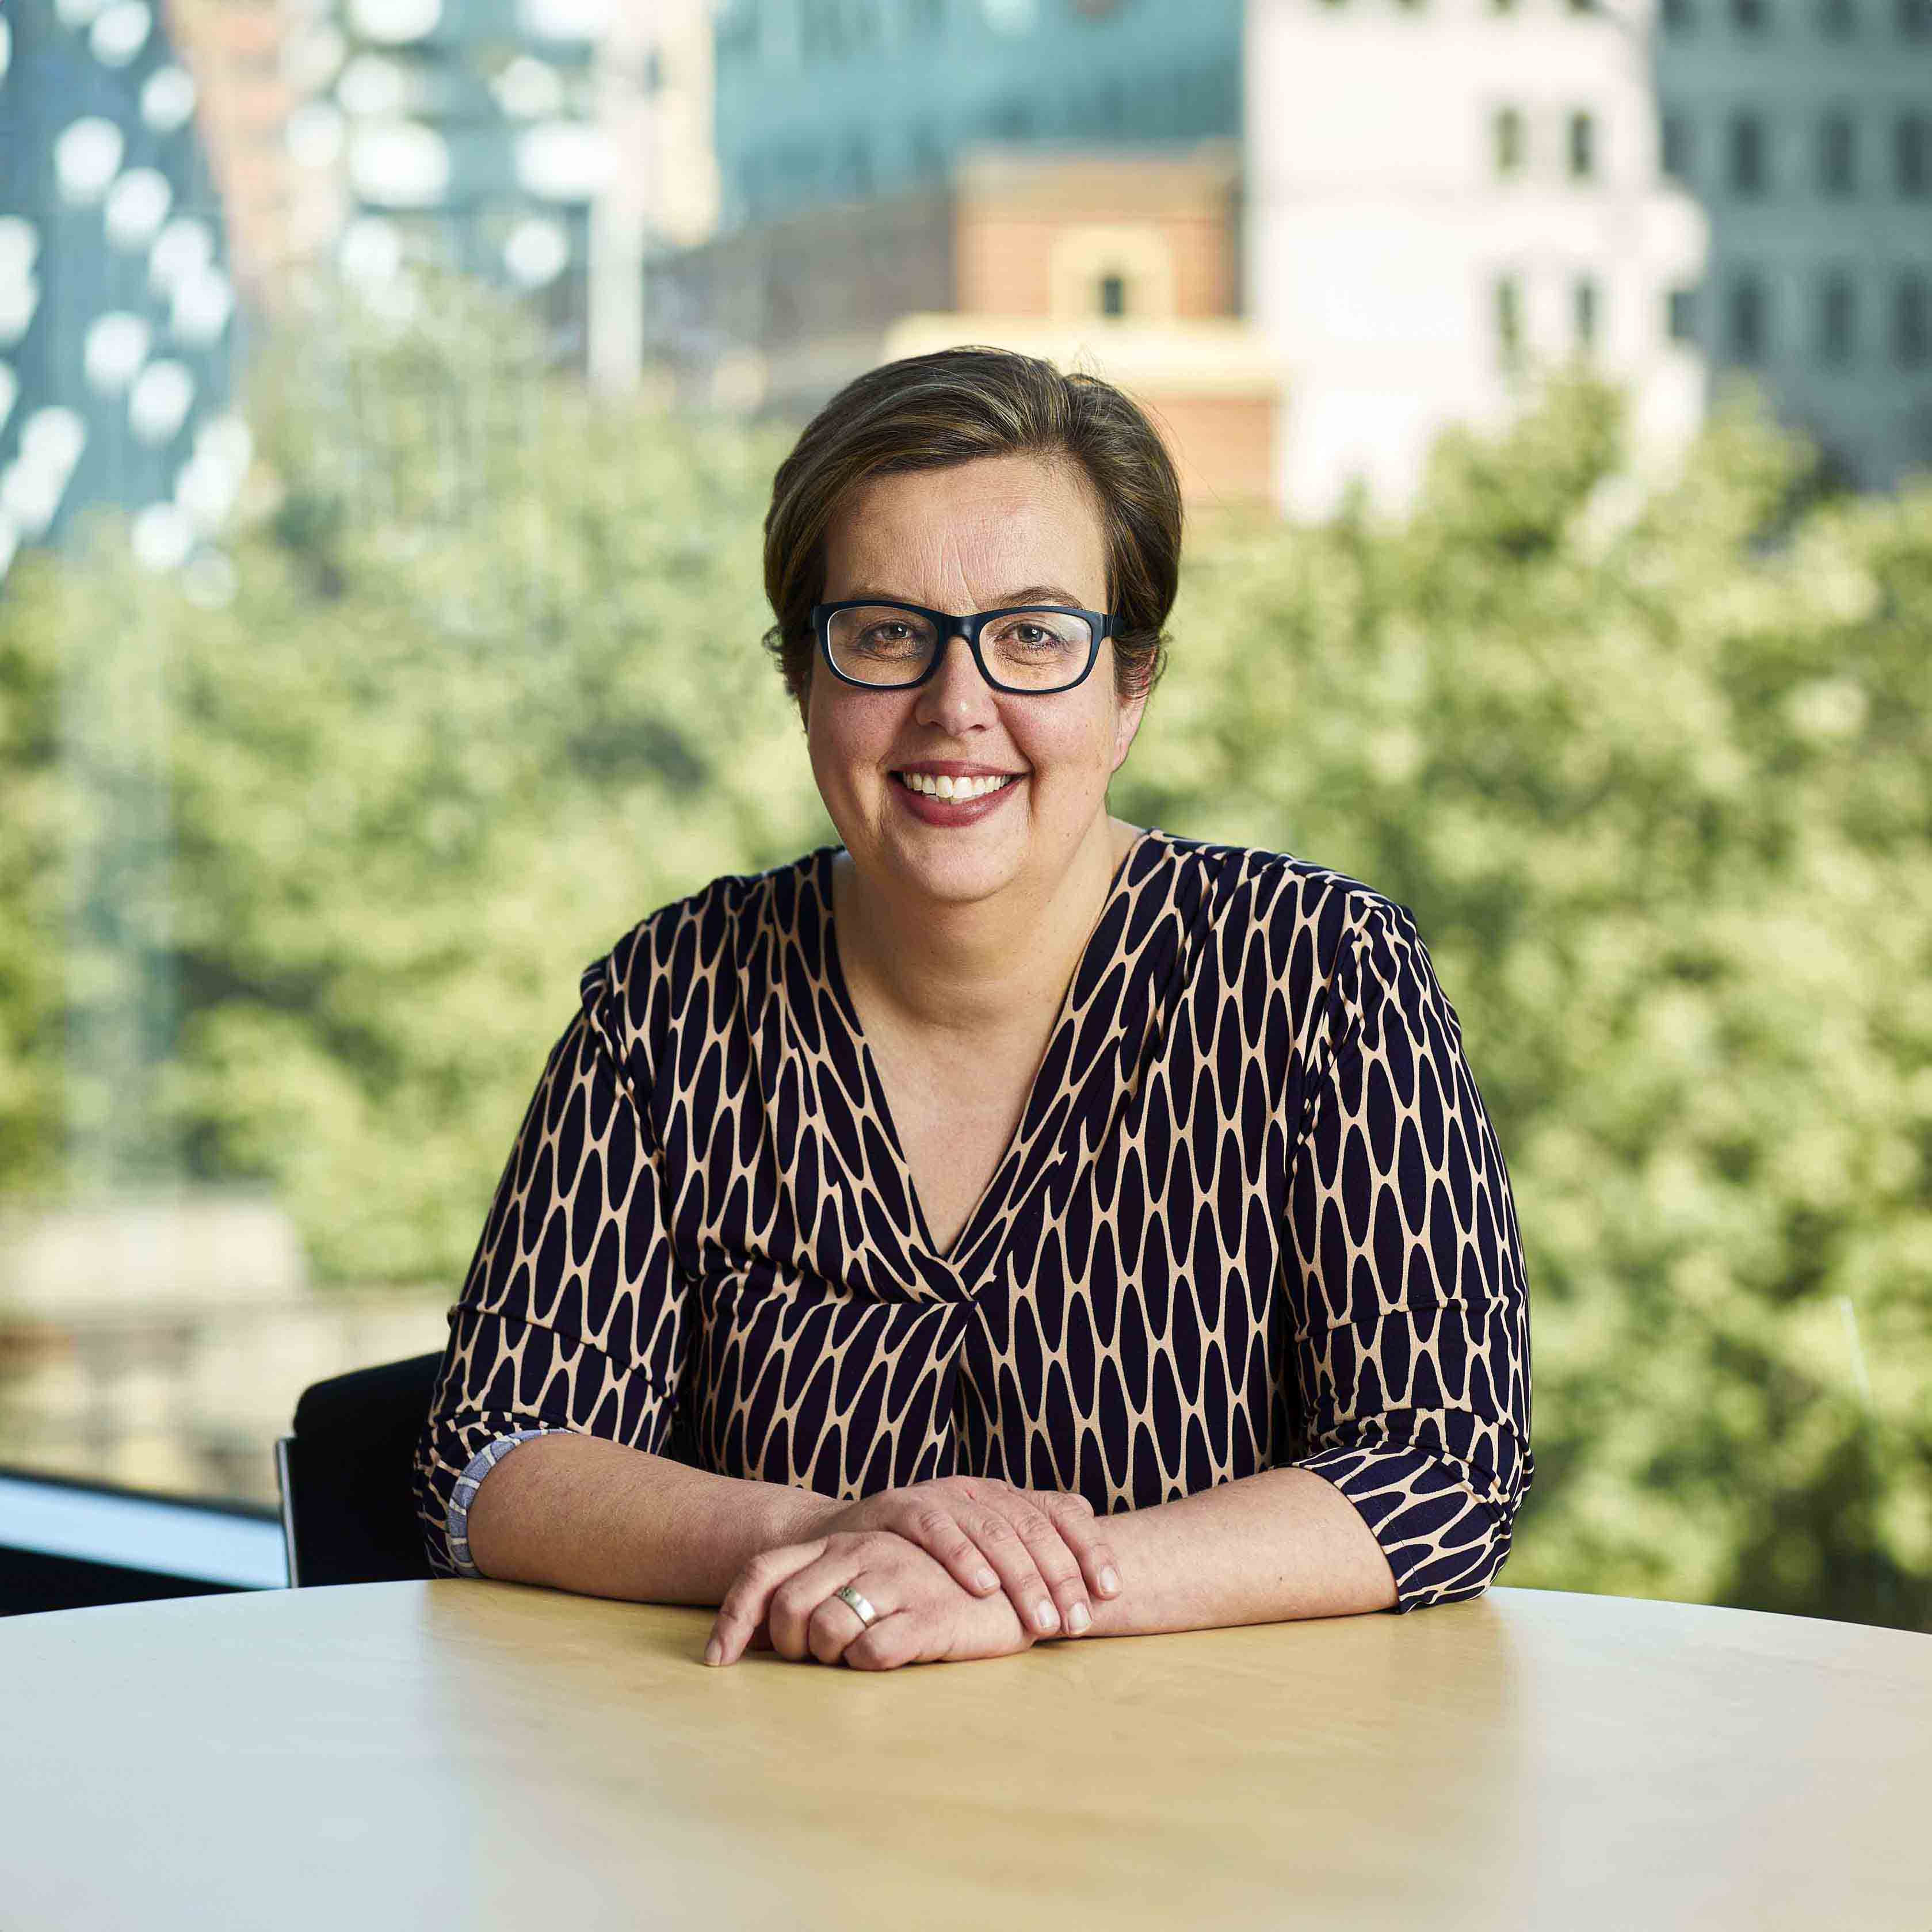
[1246,0,1709,521]
[652,142,1286,505]
[1655,0,1932,488]
[163,0,298,318]
[709,0,1243,229]
[0,0,251,589]
[275,0,719,386]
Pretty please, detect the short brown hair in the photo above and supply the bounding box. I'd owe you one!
[762,345,1181,713]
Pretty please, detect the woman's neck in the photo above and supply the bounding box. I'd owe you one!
[833,817,1145,1050]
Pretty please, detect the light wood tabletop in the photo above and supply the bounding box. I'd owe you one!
[1,1579,1927,1931]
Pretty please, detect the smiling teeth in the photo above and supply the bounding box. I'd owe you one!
[902,772,1017,799]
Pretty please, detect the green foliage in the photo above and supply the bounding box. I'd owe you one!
[1,284,1926,1628]
[1140,376,1932,1632]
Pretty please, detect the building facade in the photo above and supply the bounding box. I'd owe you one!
[651,142,1285,505]
[1655,0,1932,487]
[1,0,248,587]
[709,0,1243,231]
[1246,0,1709,520]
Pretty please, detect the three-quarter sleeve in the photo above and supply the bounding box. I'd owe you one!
[1282,896,1534,1613]
[411,964,693,1578]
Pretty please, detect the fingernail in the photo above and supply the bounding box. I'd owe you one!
[1068,1602,1091,1633]
[704,1637,723,1666]
[1098,1567,1120,1595]
[976,1568,998,1592]
[1034,1601,1059,1632]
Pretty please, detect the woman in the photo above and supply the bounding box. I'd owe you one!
[411,346,1534,1673]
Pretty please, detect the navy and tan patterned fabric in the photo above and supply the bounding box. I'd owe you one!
[413,828,1535,1612]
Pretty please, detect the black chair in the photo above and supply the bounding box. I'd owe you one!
[275,1352,444,1587]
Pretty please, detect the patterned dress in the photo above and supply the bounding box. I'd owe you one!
[412,828,1535,1611]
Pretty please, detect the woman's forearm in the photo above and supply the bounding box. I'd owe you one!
[1076,1466,1400,1637]
[463,1431,838,1605]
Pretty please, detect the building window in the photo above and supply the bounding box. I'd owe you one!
[1733,0,1767,25]
[1818,272,1857,362]
[1668,286,1700,342]
[1896,114,1930,196]
[1900,0,1930,35]
[1897,274,1930,364]
[1568,111,1597,181]
[1098,272,1128,317]
[1731,113,1767,194]
[1730,272,1769,362]
[1574,277,1601,352]
[1494,107,1527,177]
[1661,0,1694,26]
[1495,275,1525,368]
[1819,112,1856,194]
[1819,0,1855,31]
[1662,112,1693,181]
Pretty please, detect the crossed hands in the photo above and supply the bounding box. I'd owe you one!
[703,1476,1123,1673]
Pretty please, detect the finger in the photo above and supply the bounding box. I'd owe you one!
[892,1500,1005,1598]
[843,1610,925,1674]
[999,1498,1094,1636]
[709,1540,826,1666]
[1038,1492,1122,1603]
[765,1548,880,1663]
[805,1573,891,1667]
[972,1509,1063,1637]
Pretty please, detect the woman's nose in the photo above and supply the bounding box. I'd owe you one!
[918,631,999,710]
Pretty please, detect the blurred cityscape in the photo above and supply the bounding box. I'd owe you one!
[1,0,1929,1540]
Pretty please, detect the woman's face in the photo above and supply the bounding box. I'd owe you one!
[803,451,1147,908]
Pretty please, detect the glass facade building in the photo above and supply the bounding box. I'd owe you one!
[709,0,1244,230]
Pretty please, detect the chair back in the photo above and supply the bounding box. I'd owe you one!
[277,1352,444,1587]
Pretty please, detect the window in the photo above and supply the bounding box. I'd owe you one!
[1733,0,1767,25]
[1098,272,1127,317]
[1660,0,1694,26]
[1494,106,1528,177]
[1819,0,1855,31]
[1819,111,1856,195]
[1574,276,1601,352]
[1897,274,1930,364]
[1662,112,1693,181]
[1896,114,1929,197]
[1731,113,1767,194]
[1900,0,1930,35]
[1818,272,1857,363]
[1568,110,1597,181]
[1730,271,1769,362]
[1495,274,1525,368]
[1668,286,1700,342]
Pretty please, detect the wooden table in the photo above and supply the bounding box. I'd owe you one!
[2,1580,1927,1930]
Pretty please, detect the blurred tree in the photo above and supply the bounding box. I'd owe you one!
[0,284,1926,1629]
[1152,379,1932,1632]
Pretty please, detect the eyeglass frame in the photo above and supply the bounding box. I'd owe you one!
[809,599,1116,695]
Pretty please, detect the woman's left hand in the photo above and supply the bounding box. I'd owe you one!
[705,1529,1038,1671]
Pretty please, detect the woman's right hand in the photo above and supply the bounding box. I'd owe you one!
[809,1475,1121,1641]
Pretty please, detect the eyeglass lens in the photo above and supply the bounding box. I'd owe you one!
[825,605,1091,690]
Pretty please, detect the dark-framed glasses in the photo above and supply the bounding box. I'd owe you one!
[811,600,1114,694]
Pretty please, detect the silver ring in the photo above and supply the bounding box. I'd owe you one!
[833,1584,877,1628]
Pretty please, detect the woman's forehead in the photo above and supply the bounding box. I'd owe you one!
[826,456,1107,593]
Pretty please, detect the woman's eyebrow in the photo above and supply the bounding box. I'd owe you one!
[841,585,1088,608]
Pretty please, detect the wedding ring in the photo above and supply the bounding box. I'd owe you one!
[833,1584,877,1628]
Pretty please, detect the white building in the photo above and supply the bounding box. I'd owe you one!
[1246,0,1709,520]
[1655,0,1932,488]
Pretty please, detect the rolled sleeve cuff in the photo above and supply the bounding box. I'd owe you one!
[1296,1441,1515,1614]
[445,1425,566,1579]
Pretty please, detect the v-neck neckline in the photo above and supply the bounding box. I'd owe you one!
[816,828,1158,1273]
